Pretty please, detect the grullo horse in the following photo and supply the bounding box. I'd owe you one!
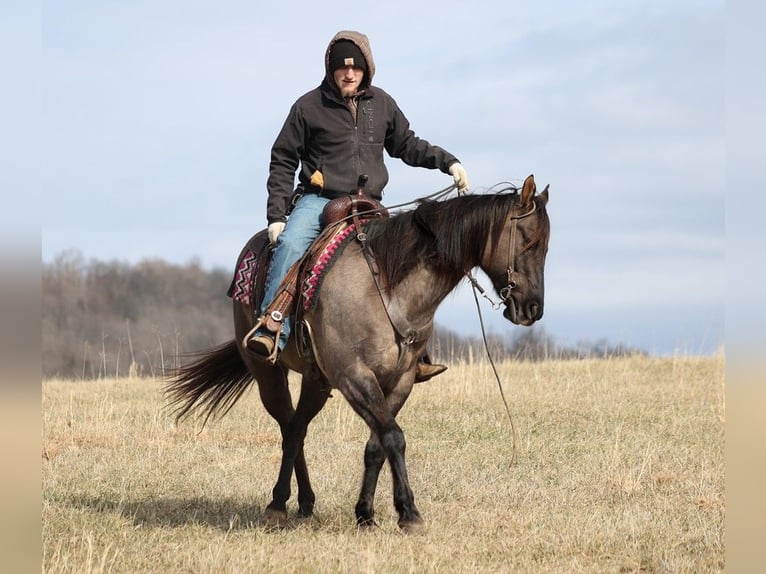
[166,174,550,532]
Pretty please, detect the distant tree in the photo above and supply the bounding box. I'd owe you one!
[42,252,647,379]
[506,326,555,361]
[42,252,232,379]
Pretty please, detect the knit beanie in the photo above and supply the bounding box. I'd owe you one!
[328,40,367,72]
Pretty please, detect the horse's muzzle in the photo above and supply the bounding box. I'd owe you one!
[503,297,543,326]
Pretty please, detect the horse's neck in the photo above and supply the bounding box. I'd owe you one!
[386,265,459,333]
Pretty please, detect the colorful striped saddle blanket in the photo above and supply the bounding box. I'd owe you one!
[227,221,364,319]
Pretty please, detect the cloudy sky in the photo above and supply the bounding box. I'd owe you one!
[39,1,724,356]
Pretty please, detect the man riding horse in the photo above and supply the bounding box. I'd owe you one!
[247,30,470,382]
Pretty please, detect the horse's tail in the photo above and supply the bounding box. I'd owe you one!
[164,340,253,427]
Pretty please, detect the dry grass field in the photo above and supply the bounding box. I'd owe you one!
[42,355,724,573]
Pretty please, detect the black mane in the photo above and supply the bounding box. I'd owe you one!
[365,193,545,290]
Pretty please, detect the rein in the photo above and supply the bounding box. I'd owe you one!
[353,182,460,348]
[464,195,539,466]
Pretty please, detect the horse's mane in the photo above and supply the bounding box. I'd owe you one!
[364,192,549,290]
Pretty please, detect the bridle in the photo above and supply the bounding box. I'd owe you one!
[500,200,538,302]
[466,198,538,313]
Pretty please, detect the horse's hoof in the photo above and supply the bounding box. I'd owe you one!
[296,507,314,519]
[356,517,379,531]
[398,517,426,535]
[264,507,288,529]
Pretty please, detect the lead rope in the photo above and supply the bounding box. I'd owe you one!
[469,277,520,466]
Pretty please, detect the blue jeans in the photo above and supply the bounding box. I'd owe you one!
[260,193,330,350]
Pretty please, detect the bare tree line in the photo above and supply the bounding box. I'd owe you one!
[42,250,645,380]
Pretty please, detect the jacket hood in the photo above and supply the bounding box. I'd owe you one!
[324,30,375,92]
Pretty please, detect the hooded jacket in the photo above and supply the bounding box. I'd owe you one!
[266,30,460,224]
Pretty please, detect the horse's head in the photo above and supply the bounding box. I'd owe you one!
[484,174,550,327]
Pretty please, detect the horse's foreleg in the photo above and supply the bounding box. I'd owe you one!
[379,423,424,533]
[340,376,423,532]
[355,433,385,527]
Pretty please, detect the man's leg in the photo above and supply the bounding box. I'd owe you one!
[249,194,329,358]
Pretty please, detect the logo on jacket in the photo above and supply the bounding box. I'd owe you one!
[361,100,375,142]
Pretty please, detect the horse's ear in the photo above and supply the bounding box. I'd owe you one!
[539,184,549,205]
[521,174,536,206]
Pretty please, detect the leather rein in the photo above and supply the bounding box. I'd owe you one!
[465,196,539,467]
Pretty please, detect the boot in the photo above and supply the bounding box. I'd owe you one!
[414,353,448,383]
[246,332,278,363]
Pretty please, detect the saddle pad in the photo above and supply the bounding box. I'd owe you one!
[229,249,258,305]
[227,229,270,308]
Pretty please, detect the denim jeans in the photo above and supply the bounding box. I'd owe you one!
[260,193,331,350]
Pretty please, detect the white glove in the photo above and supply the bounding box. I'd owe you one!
[268,222,286,245]
[449,163,470,194]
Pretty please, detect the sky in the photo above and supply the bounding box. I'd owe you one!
[37,0,725,356]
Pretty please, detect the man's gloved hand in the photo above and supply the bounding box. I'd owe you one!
[268,222,286,245]
[449,163,470,194]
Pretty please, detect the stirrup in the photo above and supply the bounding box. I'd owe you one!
[242,315,281,364]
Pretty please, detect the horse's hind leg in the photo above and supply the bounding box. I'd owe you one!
[248,361,321,523]
[236,303,320,520]
[265,369,329,522]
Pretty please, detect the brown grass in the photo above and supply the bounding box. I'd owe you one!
[42,355,724,573]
